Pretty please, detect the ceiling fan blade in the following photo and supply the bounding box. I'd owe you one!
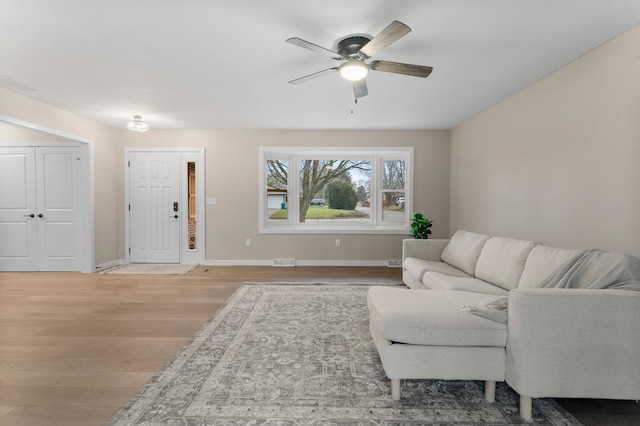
[370,60,433,78]
[353,79,368,98]
[288,67,338,85]
[286,37,342,59]
[359,20,411,58]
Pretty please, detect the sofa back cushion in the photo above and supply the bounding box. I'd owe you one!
[475,237,536,290]
[441,230,491,276]
[518,245,584,289]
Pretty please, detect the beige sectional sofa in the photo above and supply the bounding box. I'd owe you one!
[367,230,640,421]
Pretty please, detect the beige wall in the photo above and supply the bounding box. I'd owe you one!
[450,25,640,257]
[121,129,451,263]
[0,87,450,266]
[0,121,68,141]
[0,88,122,266]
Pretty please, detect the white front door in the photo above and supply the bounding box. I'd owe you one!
[0,146,82,271]
[129,152,181,263]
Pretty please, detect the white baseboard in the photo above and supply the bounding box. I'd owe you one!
[203,259,274,266]
[202,259,389,267]
[97,259,393,269]
[296,260,388,267]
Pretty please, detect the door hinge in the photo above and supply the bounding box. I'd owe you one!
[129,247,131,254]
[128,161,130,167]
[128,204,131,211]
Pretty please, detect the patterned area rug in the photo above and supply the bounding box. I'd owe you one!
[100,263,197,275]
[108,284,581,425]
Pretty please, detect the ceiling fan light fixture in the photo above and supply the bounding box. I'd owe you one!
[339,59,368,81]
[127,115,149,132]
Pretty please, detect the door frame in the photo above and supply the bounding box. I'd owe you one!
[124,148,205,264]
[0,114,95,273]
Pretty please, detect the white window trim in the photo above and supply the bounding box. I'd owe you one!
[259,146,413,234]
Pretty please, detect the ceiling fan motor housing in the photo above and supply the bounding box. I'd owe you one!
[337,36,371,58]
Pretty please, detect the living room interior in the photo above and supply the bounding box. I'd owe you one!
[1,1,640,425]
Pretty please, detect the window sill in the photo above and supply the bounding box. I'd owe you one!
[259,225,410,235]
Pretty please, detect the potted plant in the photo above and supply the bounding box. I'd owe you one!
[410,213,433,239]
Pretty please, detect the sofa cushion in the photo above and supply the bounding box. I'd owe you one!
[475,237,536,290]
[441,230,491,275]
[423,272,509,296]
[404,257,473,284]
[518,245,585,289]
[367,287,507,347]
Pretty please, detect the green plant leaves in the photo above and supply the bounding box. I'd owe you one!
[410,212,432,239]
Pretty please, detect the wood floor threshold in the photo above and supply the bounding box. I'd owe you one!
[0,266,638,425]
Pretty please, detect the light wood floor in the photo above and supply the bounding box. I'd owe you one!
[0,266,638,425]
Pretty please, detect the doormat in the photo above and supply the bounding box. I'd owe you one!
[108,284,580,425]
[100,263,197,275]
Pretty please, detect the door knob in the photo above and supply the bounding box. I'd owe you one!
[170,215,178,219]
[37,214,44,218]
[23,213,35,218]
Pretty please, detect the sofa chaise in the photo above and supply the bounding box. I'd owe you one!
[367,230,640,421]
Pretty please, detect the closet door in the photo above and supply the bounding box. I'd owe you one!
[0,146,81,271]
[35,147,82,271]
[0,147,38,270]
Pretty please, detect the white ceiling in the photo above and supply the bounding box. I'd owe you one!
[2,0,640,131]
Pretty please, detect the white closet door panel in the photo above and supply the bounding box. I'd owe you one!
[0,147,37,270]
[35,147,81,271]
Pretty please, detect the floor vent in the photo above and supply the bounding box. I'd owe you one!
[273,258,296,267]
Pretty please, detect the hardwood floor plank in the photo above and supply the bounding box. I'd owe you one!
[0,371,151,388]
[0,357,168,373]
[0,406,121,426]
[0,346,70,358]
[0,407,15,418]
[0,386,132,408]
[0,327,47,336]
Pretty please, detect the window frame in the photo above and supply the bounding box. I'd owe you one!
[259,146,413,234]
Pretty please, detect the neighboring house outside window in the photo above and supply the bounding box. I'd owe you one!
[259,147,413,234]
[266,186,288,209]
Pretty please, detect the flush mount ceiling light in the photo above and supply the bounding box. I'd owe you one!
[127,115,149,132]
[339,58,368,81]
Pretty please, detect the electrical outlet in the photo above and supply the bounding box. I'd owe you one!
[335,239,341,247]
[387,259,403,267]
[246,239,251,247]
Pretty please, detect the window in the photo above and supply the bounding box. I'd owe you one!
[187,161,197,250]
[260,147,413,234]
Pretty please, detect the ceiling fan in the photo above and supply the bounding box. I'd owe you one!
[287,20,433,99]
